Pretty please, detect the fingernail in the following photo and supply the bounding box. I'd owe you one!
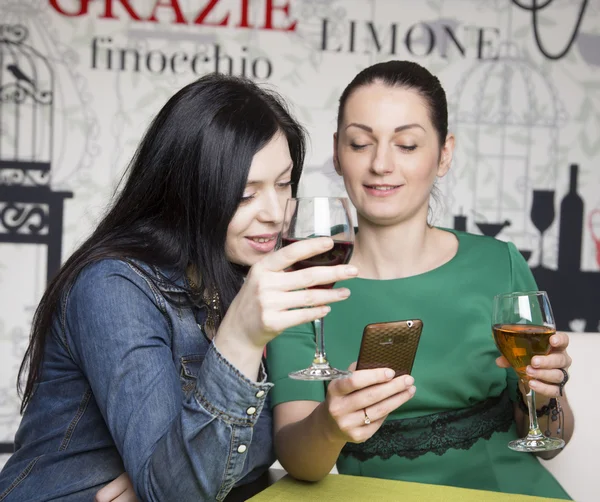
[384,369,395,379]
[322,306,331,315]
[551,336,559,344]
[345,266,358,276]
[404,376,414,386]
[529,380,538,388]
[526,366,535,375]
[409,386,416,395]
[532,357,540,367]
[322,238,333,249]
[338,288,350,298]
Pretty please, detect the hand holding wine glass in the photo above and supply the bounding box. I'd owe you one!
[492,291,566,452]
[278,197,355,380]
[495,332,572,399]
[217,236,358,378]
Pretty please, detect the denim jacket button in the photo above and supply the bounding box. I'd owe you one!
[255,390,265,398]
[237,445,247,453]
[246,406,257,415]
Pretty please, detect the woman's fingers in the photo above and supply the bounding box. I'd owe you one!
[360,385,416,425]
[264,305,332,333]
[526,367,566,385]
[328,368,397,397]
[529,378,563,398]
[280,264,359,290]
[549,332,570,351]
[268,287,351,310]
[94,473,135,502]
[331,377,417,444]
[111,490,139,502]
[349,375,416,412]
[259,237,334,272]
[531,352,571,370]
[495,356,511,368]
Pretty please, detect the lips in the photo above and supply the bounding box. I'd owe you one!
[364,184,403,196]
[245,233,278,253]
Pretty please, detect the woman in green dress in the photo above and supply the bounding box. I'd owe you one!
[267,60,574,499]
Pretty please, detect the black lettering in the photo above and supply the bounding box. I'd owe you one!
[365,22,398,54]
[214,44,232,74]
[240,46,248,77]
[119,47,140,71]
[170,51,188,73]
[146,50,167,73]
[191,45,210,74]
[441,25,465,58]
[91,37,114,69]
[477,27,500,60]
[320,18,341,52]
[252,57,272,79]
[405,23,435,57]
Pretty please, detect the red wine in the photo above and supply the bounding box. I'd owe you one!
[281,237,354,289]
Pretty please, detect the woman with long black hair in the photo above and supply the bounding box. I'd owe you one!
[0,73,357,501]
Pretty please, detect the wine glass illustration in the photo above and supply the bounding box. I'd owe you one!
[530,190,555,268]
[475,219,511,238]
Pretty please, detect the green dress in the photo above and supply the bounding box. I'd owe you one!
[267,230,570,500]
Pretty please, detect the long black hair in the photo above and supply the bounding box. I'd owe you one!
[18,73,306,411]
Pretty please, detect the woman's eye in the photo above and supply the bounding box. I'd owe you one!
[277,181,294,189]
[350,143,368,151]
[240,193,256,203]
[397,145,417,152]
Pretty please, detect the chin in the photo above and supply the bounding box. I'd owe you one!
[361,207,406,224]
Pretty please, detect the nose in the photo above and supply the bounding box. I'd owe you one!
[370,144,394,176]
[258,188,285,225]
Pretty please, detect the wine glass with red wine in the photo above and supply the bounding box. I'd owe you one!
[492,291,564,452]
[279,197,355,380]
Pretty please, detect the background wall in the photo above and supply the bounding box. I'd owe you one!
[0,0,598,500]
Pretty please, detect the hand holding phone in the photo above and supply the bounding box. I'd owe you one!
[356,319,423,377]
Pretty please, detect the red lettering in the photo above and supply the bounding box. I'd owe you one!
[263,0,296,32]
[194,0,229,27]
[100,0,143,20]
[236,0,252,28]
[49,0,91,16]
[147,0,187,24]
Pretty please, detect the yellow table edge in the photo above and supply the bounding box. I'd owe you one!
[248,474,564,501]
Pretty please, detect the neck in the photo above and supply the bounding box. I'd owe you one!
[352,214,436,280]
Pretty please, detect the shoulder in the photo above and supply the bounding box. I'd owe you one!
[66,258,164,313]
[450,229,510,250]
[448,229,517,260]
[74,258,151,290]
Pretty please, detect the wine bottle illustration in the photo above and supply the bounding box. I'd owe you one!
[558,164,584,271]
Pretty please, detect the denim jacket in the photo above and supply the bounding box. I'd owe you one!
[0,259,274,501]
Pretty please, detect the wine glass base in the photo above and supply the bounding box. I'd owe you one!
[508,436,565,452]
[289,364,351,381]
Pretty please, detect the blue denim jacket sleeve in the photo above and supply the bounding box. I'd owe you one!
[63,260,273,501]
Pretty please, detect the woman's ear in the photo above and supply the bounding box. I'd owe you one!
[333,132,342,176]
[437,133,455,178]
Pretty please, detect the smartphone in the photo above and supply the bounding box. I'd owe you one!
[356,319,423,377]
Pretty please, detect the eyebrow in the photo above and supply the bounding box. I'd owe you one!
[246,163,293,186]
[345,122,426,133]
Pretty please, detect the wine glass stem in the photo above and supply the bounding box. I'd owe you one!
[539,233,544,268]
[312,317,328,365]
[524,385,544,438]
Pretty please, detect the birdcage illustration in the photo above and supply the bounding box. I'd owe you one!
[450,43,567,267]
[0,24,72,284]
